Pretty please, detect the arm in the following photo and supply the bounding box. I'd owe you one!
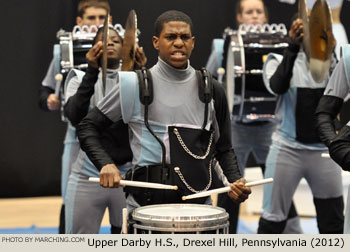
[329,124,350,172]
[64,66,99,126]
[315,59,350,146]
[64,41,104,126]
[315,95,343,146]
[77,83,124,187]
[39,86,60,111]
[77,107,115,170]
[212,80,241,182]
[269,19,303,95]
[77,107,123,187]
[39,59,60,111]
[212,80,251,202]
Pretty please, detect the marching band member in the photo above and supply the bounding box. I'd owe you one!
[206,0,301,233]
[38,0,111,234]
[258,16,344,234]
[77,11,251,227]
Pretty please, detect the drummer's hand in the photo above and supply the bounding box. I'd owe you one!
[47,94,60,111]
[228,178,251,203]
[86,41,103,69]
[289,18,304,45]
[135,45,147,67]
[99,163,123,188]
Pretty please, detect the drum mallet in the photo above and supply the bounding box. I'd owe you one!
[182,178,273,201]
[88,178,178,190]
[321,153,330,158]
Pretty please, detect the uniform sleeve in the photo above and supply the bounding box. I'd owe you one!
[269,44,300,95]
[38,86,54,111]
[64,66,99,127]
[77,82,123,170]
[315,59,350,146]
[329,122,350,172]
[212,80,242,182]
[39,58,58,111]
[77,107,116,170]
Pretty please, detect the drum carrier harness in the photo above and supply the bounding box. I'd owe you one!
[125,67,221,206]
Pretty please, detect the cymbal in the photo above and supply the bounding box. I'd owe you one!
[101,12,110,95]
[309,0,335,83]
[121,10,137,71]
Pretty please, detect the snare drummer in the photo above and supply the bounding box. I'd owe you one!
[77,10,251,215]
[206,0,301,234]
[38,0,111,233]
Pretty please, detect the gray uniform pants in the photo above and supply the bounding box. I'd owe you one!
[260,142,344,233]
[65,173,126,234]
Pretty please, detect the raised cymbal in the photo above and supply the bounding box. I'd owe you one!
[121,10,137,71]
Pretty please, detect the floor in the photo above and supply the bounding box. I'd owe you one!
[0,196,319,234]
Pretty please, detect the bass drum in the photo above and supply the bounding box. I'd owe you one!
[223,24,288,122]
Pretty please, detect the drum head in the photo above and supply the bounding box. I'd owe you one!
[132,204,228,232]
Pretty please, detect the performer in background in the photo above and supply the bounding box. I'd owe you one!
[64,24,146,233]
[38,0,111,233]
[206,0,301,233]
[258,16,344,234]
[77,10,251,218]
[316,44,350,234]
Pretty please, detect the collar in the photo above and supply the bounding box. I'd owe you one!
[154,57,195,82]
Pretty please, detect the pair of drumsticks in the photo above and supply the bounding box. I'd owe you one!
[89,177,273,200]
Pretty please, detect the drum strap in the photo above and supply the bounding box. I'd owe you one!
[135,67,214,166]
[136,67,213,105]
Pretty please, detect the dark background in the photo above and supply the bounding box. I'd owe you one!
[1,0,349,197]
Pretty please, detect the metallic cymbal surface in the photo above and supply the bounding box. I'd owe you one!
[309,0,335,82]
[102,12,110,95]
[121,10,137,71]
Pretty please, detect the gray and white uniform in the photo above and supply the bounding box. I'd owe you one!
[40,56,80,206]
[258,50,344,234]
[64,68,130,234]
[78,58,242,214]
[325,45,350,233]
[206,36,299,234]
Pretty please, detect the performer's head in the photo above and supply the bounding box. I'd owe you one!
[93,26,123,69]
[152,10,195,69]
[236,0,268,25]
[76,0,111,27]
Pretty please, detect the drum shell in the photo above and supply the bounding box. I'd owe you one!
[131,204,229,233]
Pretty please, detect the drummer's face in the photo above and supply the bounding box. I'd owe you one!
[77,7,108,27]
[153,21,195,69]
[237,0,266,25]
[96,29,122,60]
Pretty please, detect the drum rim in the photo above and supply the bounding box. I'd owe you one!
[133,221,229,233]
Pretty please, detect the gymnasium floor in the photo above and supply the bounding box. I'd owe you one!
[0,195,319,234]
[4,166,344,234]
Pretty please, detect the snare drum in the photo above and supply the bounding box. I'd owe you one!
[131,204,229,234]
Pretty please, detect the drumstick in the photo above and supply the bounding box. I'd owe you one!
[122,208,128,234]
[88,177,178,190]
[54,73,63,98]
[182,178,273,201]
[321,153,330,158]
